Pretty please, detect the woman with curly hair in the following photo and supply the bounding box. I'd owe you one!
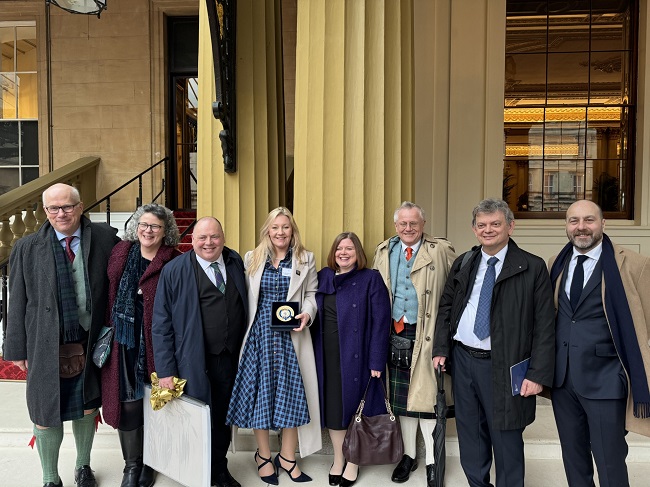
[101,204,181,487]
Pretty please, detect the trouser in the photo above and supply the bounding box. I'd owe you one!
[452,345,525,487]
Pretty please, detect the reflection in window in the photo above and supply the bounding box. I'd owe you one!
[503,1,636,217]
[0,21,38,195]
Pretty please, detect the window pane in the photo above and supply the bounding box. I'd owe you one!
[21,166,38,185]
[505,53,547,105]
[0,121,19,165]
[1,73,17,119]
[547,52,589,104]
[20,120,38,165]
[0,27,15,73]
[16,26,37,72]
[544,118,586,160]
[592,160,624,211]
[548,22,590,53]
[17,73,38,119]
[506,14,547,54]
[0,167,19,195]
[587,51,626,103]
[592,1,632,50]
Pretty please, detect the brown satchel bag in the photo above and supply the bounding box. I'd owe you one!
[59,343,86,379]
[342,377,404,466]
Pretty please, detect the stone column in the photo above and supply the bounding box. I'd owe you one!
[292,0,414,263]
[197,0,286,252]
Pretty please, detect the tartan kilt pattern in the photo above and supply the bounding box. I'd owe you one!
[60,374,100,422]
[388,323,435,419]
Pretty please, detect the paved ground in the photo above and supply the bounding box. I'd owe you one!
[2,381,650,486]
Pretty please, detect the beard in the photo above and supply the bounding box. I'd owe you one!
[568,230,603,251]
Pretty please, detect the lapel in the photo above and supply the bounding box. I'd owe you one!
[36,222,58,299]
[410,240,432,273]
[287,252,307,300]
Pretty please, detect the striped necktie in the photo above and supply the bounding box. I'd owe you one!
[210,262,226,294]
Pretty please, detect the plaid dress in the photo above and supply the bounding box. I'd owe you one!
[388,323,435,419]
[226,251,310,429]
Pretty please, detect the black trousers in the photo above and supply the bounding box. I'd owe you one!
[452,344,525,487]
[206,350,239,476]
[551,368,629,487]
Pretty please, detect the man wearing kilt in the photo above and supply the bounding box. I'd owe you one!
[5,183,119,487]
[373,201,456,486]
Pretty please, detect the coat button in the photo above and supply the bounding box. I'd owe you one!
[354,354,359,358]
[45,306,51,312]
[425,290,431,294]
[429,266,435,270]
[425,336,431,341]
[426,313,431,318]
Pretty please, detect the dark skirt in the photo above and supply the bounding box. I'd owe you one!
[323,294,345,430]
[388,323,435,419]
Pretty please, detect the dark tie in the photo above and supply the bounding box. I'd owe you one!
[64,236,75,263]
[405,247,413,261]
[210,262,226,294]
[473,256,498,341]
[570,255,588,311]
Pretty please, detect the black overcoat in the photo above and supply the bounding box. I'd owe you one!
[433,239,555,430]
[5,217,119,427]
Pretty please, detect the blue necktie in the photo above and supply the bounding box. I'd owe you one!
[473,256,498,341]
[210,262,226,294]
[570,255,588,311]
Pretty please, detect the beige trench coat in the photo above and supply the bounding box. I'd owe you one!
[550,244,650,437]
[231,250,322,457]
[373,234,456,412]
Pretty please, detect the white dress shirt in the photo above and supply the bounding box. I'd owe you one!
[454,244,508,350]
[195,253,227,287]
[563,242,602,299]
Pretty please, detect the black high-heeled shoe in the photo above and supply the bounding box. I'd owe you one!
[254,449,278,485]
[274,453,312,483]
[329,461,346,486]
[339,463,359,487]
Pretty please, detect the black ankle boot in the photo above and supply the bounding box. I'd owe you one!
[118,428,144,487]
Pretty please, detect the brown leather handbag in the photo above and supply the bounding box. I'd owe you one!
[342,377,404,466]
[59,343,86,379]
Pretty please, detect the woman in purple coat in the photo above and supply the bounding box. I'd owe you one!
[313,232,391,487]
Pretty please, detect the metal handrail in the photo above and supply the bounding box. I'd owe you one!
[84,157,168,227]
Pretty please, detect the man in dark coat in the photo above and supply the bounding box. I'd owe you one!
[433,198,555,487]
[5,183,119,487]
[152,216,248,487]
[549,200,650,487]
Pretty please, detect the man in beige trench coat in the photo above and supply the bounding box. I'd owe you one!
[373,201,456,486]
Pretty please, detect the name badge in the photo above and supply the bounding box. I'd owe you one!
[282,267,292,277]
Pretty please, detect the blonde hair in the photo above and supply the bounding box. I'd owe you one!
[247,207,308,275]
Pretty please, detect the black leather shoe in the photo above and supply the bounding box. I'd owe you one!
[391,455,418,483]
[44,481,63,487]
[426,464,436,487]
[74,465,97,487]
[212,469,241,487]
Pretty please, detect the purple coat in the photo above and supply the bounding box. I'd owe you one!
[101,241,180,428]
[313,267,391,427]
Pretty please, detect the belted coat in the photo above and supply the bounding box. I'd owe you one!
[373,234,456,413]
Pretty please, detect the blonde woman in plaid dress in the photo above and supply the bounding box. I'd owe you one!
[227,207,321,484]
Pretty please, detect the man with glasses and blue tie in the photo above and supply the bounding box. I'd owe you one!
[549,200,650,487]
[373,201,456,487]
[5,183,119,487]
[152,216,248,487]
[433,198,555,487]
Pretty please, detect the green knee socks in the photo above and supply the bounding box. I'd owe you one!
[34,424,64,484]
[72,409,98,469]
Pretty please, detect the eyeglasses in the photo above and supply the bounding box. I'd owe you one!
[396,221,422,229]
[137,222,164,232]
[44,203,80,214]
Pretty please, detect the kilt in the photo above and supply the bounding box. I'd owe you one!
[60,374,101,422]
[388,323,435,419]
